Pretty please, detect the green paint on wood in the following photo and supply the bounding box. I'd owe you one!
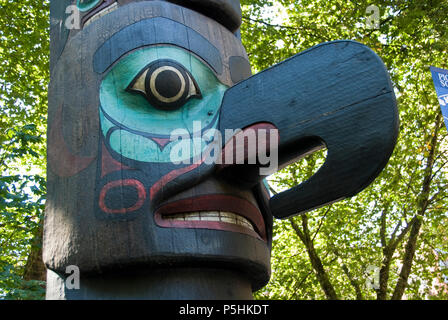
[77,0,102,12]
[99,46,228,163]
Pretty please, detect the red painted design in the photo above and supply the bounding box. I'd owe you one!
[99,179,146,214]
[219,122,279,168]
[149,158,205,200]
[151,137,171,150]
[48,105,96,177]
[101,143,132,178]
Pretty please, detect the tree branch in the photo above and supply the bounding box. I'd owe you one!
[289,217,339,300]
[311,205,331,242]
[392,112,443,300]
[333,249,364,300]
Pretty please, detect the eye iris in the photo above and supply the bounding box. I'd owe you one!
[127,59,201,111]
[151,67,185,102]
[146,64,189,110]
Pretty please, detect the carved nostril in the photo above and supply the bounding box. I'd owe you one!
[98,179,146,215]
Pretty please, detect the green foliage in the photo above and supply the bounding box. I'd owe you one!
[244,0,448,300]
[0,264,45,300]
[0,0,447,300]
[0,171,46,299]
[0,131,46,299]
[0,0,48,299]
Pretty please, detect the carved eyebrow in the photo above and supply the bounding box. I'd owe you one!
[93,17,223,75]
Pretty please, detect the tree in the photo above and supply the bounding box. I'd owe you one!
[0,0,48,299]
[241,0,448,300]
[0,0,447,300]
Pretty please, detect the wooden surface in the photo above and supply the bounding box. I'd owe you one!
[46,267,253,300]
[45,0,270,298]
[219,40,399,218]
[166,0,242,32]
[45,0,398,299]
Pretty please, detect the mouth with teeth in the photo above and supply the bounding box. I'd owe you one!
[154,195,267,241]
[163,211,255,231]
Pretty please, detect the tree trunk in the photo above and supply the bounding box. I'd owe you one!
[341,263,364,300]
[307,245,339,300]
[391,217,423,299]
[290,217,339,300]
[377,248,393,300]
[391,113,442,300]
[23,223,46,282]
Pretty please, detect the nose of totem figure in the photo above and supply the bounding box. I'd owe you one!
[218,40,399,219]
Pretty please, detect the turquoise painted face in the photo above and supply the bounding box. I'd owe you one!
[99,46,228,163]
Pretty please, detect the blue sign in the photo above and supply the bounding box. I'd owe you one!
[430,66,448,129]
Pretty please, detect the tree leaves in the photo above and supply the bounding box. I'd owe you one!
[244,0,448,300]
[0,0,48,300]
[0,0,447,300]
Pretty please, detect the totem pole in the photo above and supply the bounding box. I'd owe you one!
[45,0,399,299]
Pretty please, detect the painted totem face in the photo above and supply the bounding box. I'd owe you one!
[46,0,399,296]
[46,0,271,290]
[99,46,226,165]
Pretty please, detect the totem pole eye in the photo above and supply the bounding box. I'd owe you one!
[127,60,202,111]
[77,0,103,12]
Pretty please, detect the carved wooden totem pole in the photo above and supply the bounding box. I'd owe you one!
[45,0,399,299]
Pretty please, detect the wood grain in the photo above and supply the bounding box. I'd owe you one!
[219,40,399,218]
[46,1,270,298]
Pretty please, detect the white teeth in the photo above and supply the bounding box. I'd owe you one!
[163,211,255,232]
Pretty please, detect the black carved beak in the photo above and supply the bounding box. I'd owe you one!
[218,40,399,219]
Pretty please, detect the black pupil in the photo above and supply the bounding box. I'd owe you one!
[154,69,182,99]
